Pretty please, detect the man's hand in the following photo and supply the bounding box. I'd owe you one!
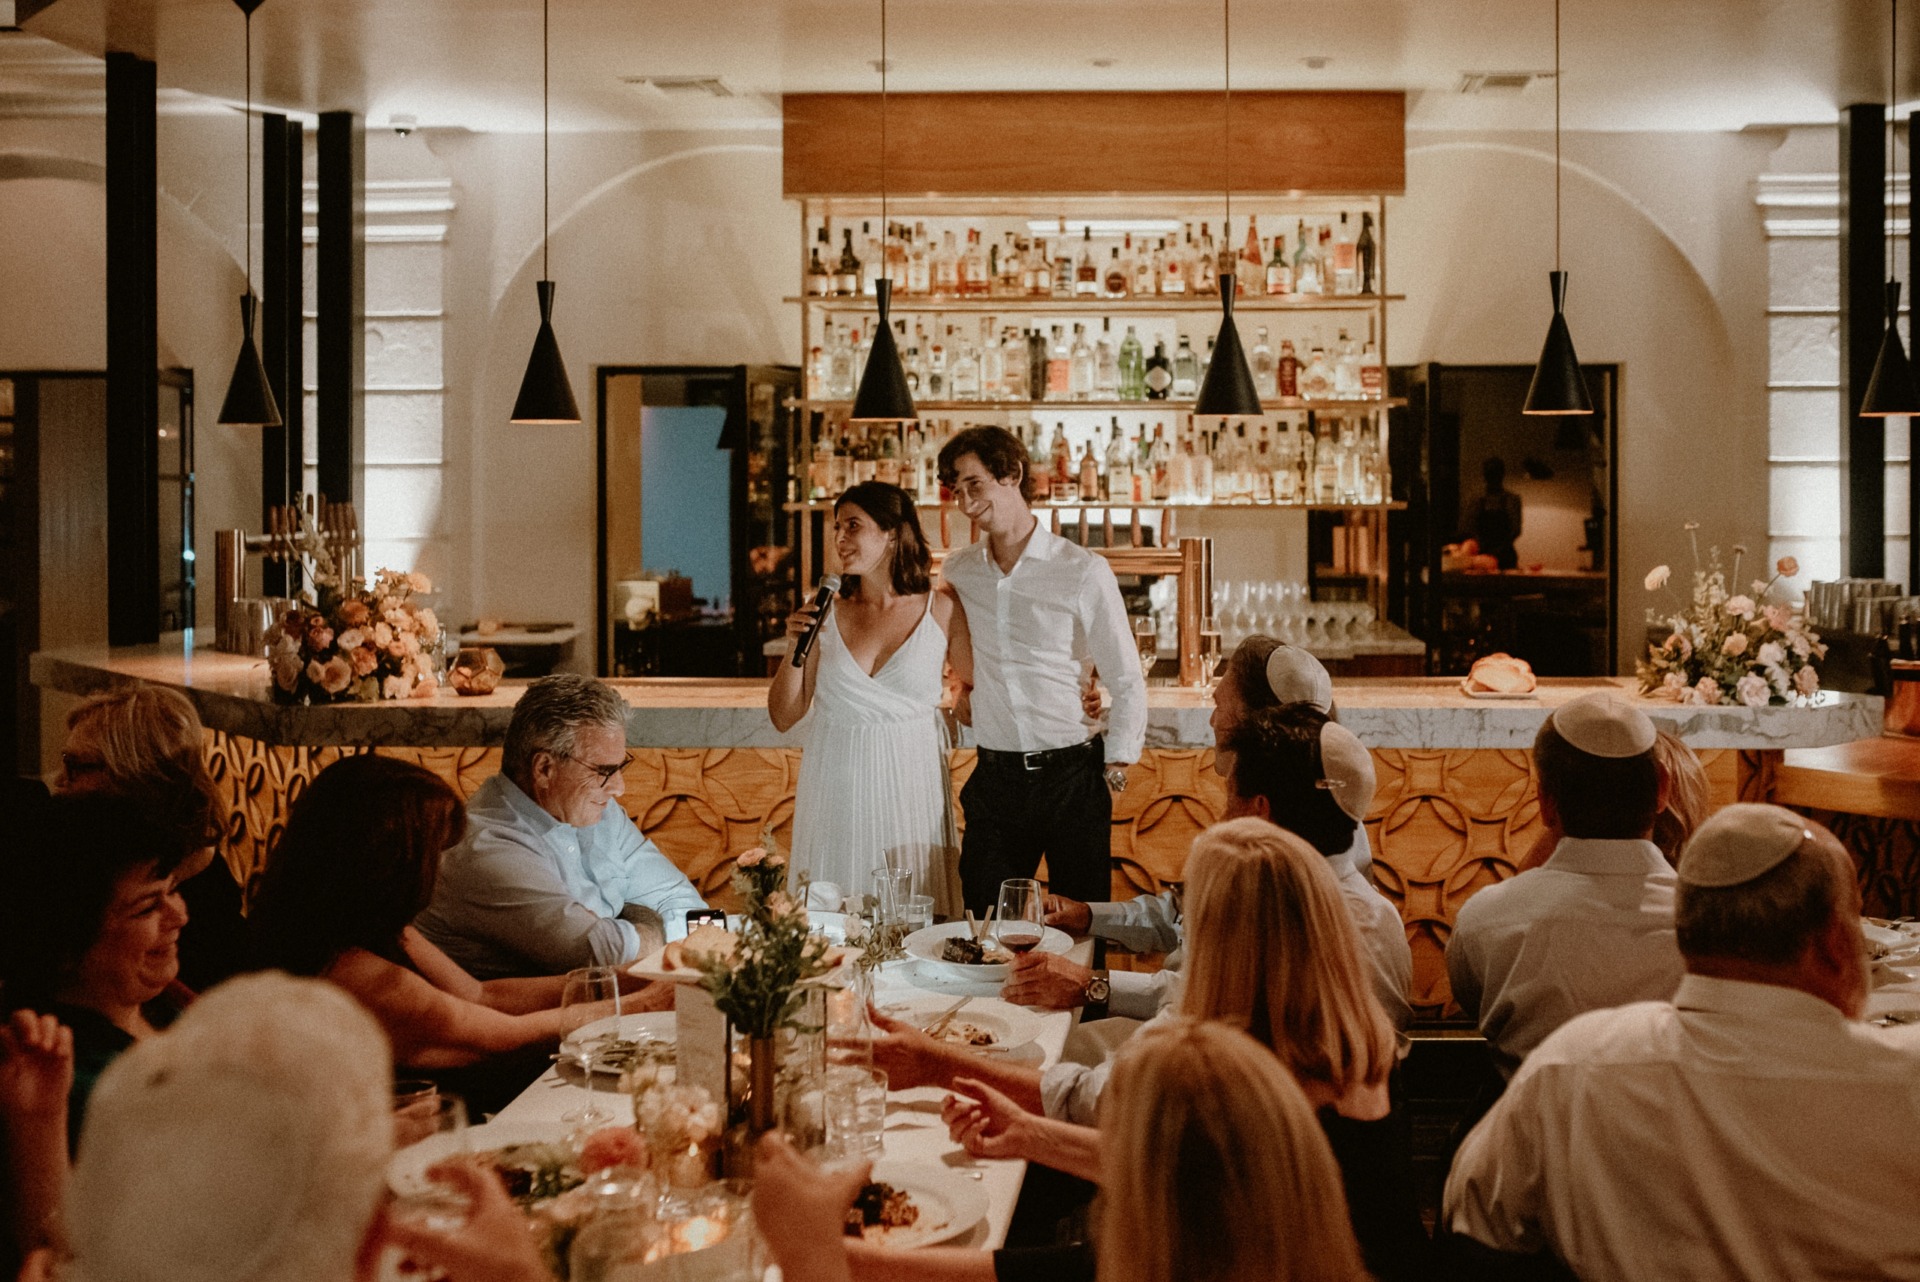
[619,903,667,958]
[0,1011,73,1129]
[620,979,676,1013]
[863,1005,963,1092]
[1080,673,1105,721]
[750,1134,863,1282]
[941,1076,1044,1162]
[1000,952,1092,1010]
[375,1158,557,1282]
[1043,894,1093,934]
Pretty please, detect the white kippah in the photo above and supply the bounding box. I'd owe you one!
[1267,644,1334,713]
[1318,722,1377,822]
[66,973,393,1282]
[1679,802,1813,888]
[1550,691,1656,759]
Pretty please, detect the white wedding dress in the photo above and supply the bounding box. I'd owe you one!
[790,597,962,918]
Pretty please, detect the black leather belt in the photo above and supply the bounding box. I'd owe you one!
[977,736,1103,772]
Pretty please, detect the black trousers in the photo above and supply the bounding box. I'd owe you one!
[959,741,1113,911]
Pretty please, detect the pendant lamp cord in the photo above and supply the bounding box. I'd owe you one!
[1223,0,1231,232]
[1553,0,1561,274]
[1889,0,1898,291]
[244,8,253,293]
[542,0,550,280]
[880,0,888,268]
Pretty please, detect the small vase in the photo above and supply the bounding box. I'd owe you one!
[747,1036,779,1136]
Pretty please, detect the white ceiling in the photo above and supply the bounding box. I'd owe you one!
[6,0,1915,136]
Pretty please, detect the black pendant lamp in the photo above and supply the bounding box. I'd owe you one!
[510,0,582,424]
[847,0,917,424]
[1522,0,1593,416]
[1862,0,1920,417]
[1193,0,1261,418]
[217,0,282,428]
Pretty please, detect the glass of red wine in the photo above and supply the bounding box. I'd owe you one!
[995,878,1047,957]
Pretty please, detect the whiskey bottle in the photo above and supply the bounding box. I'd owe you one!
[1028,329,1049,401]
[1357,212,1378,295]
[1266,234,1292,296]
[1077,439,1100,501]
[1028,425,1053,503]
[807,230,831,296]
[1052,240,1075,298]
[1251,327,1277,399]
[1075,228,1100,297]
[1103,419,1130,502]
[1105,247,1130,298]
[1171,334,1199,399]
[1050,423,1074,500]
[1144,339,1174,401]
[962,229,990,297]
[1029,238,1054,296]
[835,229,862,295]
[1277,339,1301,399]
[1117,325,1146,401]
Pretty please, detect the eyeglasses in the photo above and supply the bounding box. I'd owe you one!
[557,751,634,786]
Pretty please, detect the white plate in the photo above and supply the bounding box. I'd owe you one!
[561,1010,677,1072]
[902,921,1073,981]
[1459,681,1537,699]
[875,992,1049,1051]
[629,932,855,984]
[852,1159,990,1249]
[1863,920,1907,950]
[388,1120,573,1198]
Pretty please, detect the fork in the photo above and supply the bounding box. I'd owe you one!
[922,995,973,1038]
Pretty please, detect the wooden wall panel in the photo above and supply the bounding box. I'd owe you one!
[783,91,1405,198]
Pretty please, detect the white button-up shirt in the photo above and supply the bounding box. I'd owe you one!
[415,774,709,979]
[1445,974,1920,1280]
[1447,836,1683,1078]
[942,522,1147,764]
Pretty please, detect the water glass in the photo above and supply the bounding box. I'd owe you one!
[383,1093,471,1279]
[825,1065,888,1158]
[872,866,913,926]
[902,894,935,935]
[560,966,622,1129]
[392,1079,442,1149]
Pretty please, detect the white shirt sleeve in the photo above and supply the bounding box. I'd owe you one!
[596,807,710,943]
[1109,967,1180,1021]
[1087,893,1183,954]
[1444,1057,1555,1254]
[1080,556,1147,765]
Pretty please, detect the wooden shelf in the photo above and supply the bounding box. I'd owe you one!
[792,293,1401,314]
[790,397,1403,414]
[783,500,1406,514]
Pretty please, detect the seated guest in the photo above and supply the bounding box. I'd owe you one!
[250,755,639,1114]
[1007,706,1413,1035]
[0,793,190,1152]
[1,1011,72,1275]
[415,673,709,978]
[1445,692,1684,1078]
[1514,726,1711,873]
[1444,805,1920,1278]
[761,1018,1369,1282]
[54,685,249,992]
[61,972,556,1282]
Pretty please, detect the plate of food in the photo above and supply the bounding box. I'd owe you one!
[389,1121,586,1203]
[843,1159,990,1249]
[876,992,1048,1052]
[1461,652,1538,699]
[560,1010,676,1077]
[630,921,854,983]
[902,920,1073,981]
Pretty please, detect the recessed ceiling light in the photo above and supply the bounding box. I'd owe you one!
[620,76,735,98]
[1091,57,1117,69]
[1301,55,1331,70]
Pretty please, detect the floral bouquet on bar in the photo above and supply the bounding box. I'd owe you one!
[265,567,444,705]
[1636,523,1826,707]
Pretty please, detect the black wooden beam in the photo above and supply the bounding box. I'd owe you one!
[316,110,364,511]
[104,52,159,645]
[260,114,304,593]
[1840,102,1888,579]
[1910,110,1917,595]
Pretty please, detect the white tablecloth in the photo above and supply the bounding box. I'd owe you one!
[492,949,1087,1250]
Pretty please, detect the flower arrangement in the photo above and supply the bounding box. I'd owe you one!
[1636,524,1826,707]
[693,839,833,1042]
[731,845,788,912]
[265,567,443,704]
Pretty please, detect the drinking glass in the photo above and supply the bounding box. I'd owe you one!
[902,894,935,935]
[994,878,1047,957]
[872,866,913,927]
[392,1078,441,1149]
[1134,615,1159,679]
[560,965,622,1129]
[384,1093,471,1279]
[825,1065,888,1159]
[1199,627,1224,693]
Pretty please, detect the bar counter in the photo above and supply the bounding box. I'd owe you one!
[32,643,1885,1017]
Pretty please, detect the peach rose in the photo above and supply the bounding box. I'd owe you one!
[1722,632,1749,656]
[1764,605,1795,632]
[335,628,365,652]
[337,599,371,628]
[307,625,334,652]
[1777,556,1800,577]
[372,622,394,648]
[272,651,303,691]
[350,644,380,676]
[1736,673,1771,708]
[319,656,355,695]
[411,670,439,698]
[736,848,767,868]
[1793,666,1820,696]
[1724,595,1755,619]
[1695,676,1722,705]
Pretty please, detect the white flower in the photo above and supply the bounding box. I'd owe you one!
[1663,671,1688,691]
[1695,676,1723,705]
[1722,632,1750,657]
[1644,565,1671,591]
[415,607,440,638]
[1736,673,1771,708]
[336,627,365,651]
[1794,666,1820,696]
[1757,641,1787,668]
[1789,632,1812,658]
[408,571,433,594]
[1724,595,1755,619]
[383,674,413,700]
[372,621,394,648]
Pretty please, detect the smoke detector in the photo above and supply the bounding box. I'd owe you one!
[621,76,735,98]
[1457,71,1547,95]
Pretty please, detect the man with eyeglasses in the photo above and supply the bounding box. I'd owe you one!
[937,425,1147,910]
[416,673,709,979]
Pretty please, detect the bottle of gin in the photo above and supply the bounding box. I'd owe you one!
[1069,324,1095,400]
[1094,319,1120,400]
[1300,344,1334,400]
[1171,335,1200,399]
[1104,419,1131,502]
[1274,422,1300,503]
[1251,327,1277,399]
[1313,422,1339,502]
[1118,325,1146,401]
[1293,219,1324,295]
[1145,339,1174,401]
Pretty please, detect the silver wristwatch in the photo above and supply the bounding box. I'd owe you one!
[1104,765,1129,792]
[1083,971,1111,1006]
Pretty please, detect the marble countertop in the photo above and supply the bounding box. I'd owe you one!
[32,644,1882,752]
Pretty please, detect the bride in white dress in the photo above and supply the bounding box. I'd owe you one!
[770,481,972,917]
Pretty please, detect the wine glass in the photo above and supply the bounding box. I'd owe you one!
[560,966,622,1130]
[1134,615,1160,680]
[994,878,1047,957]
[1199,626,1224,693]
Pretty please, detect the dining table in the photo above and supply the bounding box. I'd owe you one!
[491,941,1094,1252]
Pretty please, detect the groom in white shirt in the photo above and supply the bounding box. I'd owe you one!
[937,426,1148,910]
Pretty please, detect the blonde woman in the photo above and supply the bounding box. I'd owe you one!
[55,685,246,991]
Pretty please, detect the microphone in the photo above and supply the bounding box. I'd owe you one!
[789,575,843,668]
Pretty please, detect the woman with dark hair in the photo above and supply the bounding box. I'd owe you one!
[771,480,972,915]
[249,755,615,1112]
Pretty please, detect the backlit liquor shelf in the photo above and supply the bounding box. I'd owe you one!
[790,397,1408,414]
[780,500,1407,513]
[786,294,1405,313]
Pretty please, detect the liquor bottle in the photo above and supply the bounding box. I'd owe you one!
[907,223,931,294]
[1028,329,1049,401]
[934,231,961,295]
[1332,328,1362,399]
[1241,217,1263,282]
[1150,422,1172,498]
[810,425,834,499]
[827,324,855,399]
[1171,334,1199,399]
[1313,422,1339,502]
[996,233,1022,295]
[874,426,901,488]
[918,429,944,505]
[1300,344,1333,400]
[1251,327,1277,399]
[1104,419,1130,501]
[1052,240,1075,299]
[1105,247,1130,298]
[1361,423,1388,503]
[1359,319,1383,398]
[1133,237,1157,296]
[1026,425,1053,503]
[836,228,862,295]
[1200,335,1215,392]
[807,230,831,296]
[1208,427,1233,503]
[1266,234,1292,295]
[1277,339,1301,399]
[1093,319,1119,399]
[1046,326,1072,401]
[1075,228,1100,297]
[862,222,882,295]
[964,229,990,296]
[1217,222,1239,296]
[1169,429,1195,503]
[979,319,1004,396]
[807,344,828,399]
[1293,219,1324,295]
[1336,420,1362,502]
[1160,236,1186,294]
[1195,224,1217,295]
[1145,339,1174,400]
[1077,438,1100,501]
[1029,238,1054,296]
[1003,327,1030,399]
[1252,423,1275,504]
[1069,324,1095,400]
[950,328,981,401]
[1050,423,1074,500]
[926,329,948,400]
[1117,325,1146,401]
[1357,212,1378,295]
[1296,420,1315,501]
[1274,421,1300,503]
[1331,213,1359,295]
